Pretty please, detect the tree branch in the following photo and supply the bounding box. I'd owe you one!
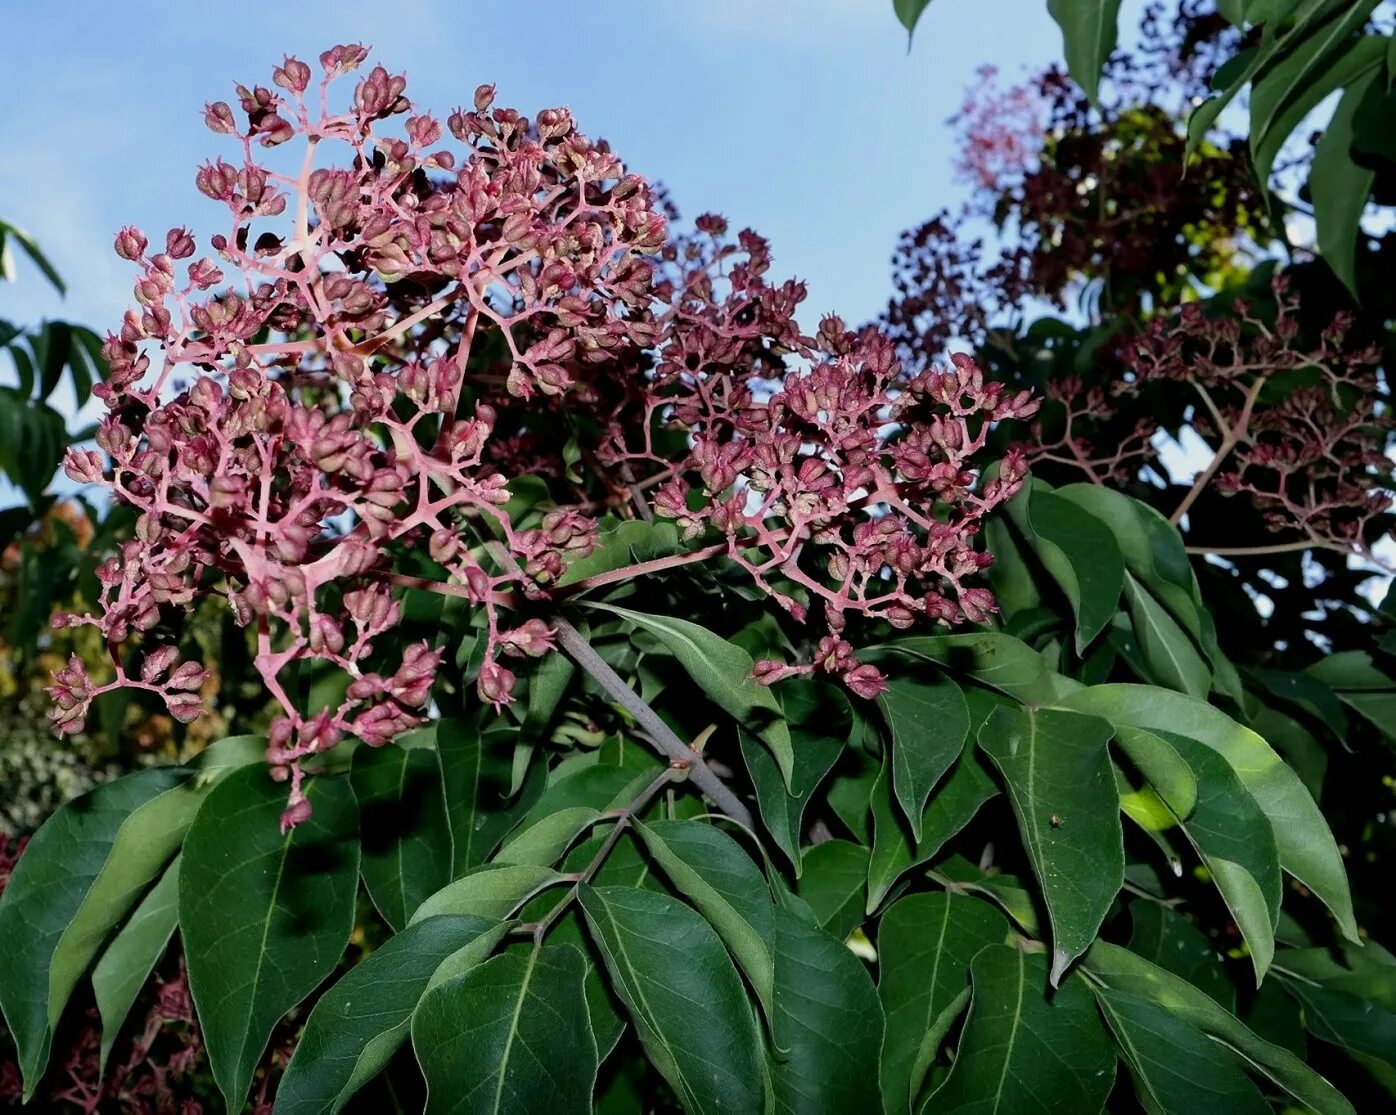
[550,614,753,827]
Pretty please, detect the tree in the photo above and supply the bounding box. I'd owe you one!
[1,13,1393,1113]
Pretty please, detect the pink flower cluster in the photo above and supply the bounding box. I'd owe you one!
[50,47,1031,821]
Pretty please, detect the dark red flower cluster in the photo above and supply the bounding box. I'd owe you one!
[1132,279,1393,556]
[49,47,1031,819]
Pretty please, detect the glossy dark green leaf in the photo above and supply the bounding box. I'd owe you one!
[181,768,359,1110]
[1127,903,1233,1010]
[1156,730,1280,983]
[879,672,969,841]
[925,946,1115,1113]
[1313,71,1378,294]
[579,885,764,1114]
[351,742,453,930]
[1046,0,1122,104]
[978,706,1123,984]
[1062,684,1357,942]
[770,907,883,1112]
[1008,484,1125,650]
[877,892,1008,1114]
[741,725,842,874]
[588,602,794,786]
[867,751,998,914]
[797,839,871,941]
[413,943,598,1115]
[92,855,181,1070]
[876,633,1067,705]
[1124,574,1211,698]
[438,720,544,874]
[0,767,193,1096]
[1084,941,1354,1115]
[277,915,505,1114]
[1095,987,1270,1115]
[1280,976,1396,1092]
[635,820,775,1018]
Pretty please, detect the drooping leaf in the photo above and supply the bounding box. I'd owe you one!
[1312,70,1379,294]
[978,706,1123,984]
[579,885,764,1114]
[1007,484,1125,650]
[413,943,598,1115]
[877,892,1009,1114]
[586,602,794,785]
[180,768,359,1110]
[1084,941,1354,1115]
[92,856,181,1070]
[740,725,842,874]
[1062,684,1357,941]
[867,750,998,914]
[0,767,193,1096]
[1280,976,1396,1092]
[351,742,453,930]
[1095,987,1271,1115]
[1155,730,1281,983]
[893,0,934,41]
[438,720,545,875]
[1127,902,1233,1010]
[1046,0,1123,105]
[796,839,871,941]
[1124,573,1211,698]
[925,946,1115,1114]
[879,672,970,841]
[635,820,776,1019]
[277,915,505,1115]
[769,907,883,1113]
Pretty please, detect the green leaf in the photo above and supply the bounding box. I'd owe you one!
[1095,987,1271,1115]
[92,856,181,1071]
[555,519,680,587]
[1124,573,1211,698]
[877,893,1009,1114]
[978,706,1123,984]
[769,907,883,1112]
[1313,70,1379,294]
[351,743,453,930]
[411,863,563,925]
[1156,730,1281,984]
[579,885,764,1114]
[876,633,1070,705]
[1046,0,1122,105]
[0,220,65,294]
[879,672,969,841]
[1128,903,1233,1010]
[893,0,934,40]
[585,602,793,785]
[0,767,193,1096]
[413,943,598,1115]
[1061,685,1357,942]
[1113,726,1198,818]
[740,725,842,874]
[438,720,544,875]
[495,806,601,867]
[925,946,1115,1114]
[1279,975,1396,1090]
[796,839,871,941]
[180,768,359,1110]
[635,820,776,1020]
[1007,484,1125,651]
[1084,941,1354,1115]
[277,915,505,1115]
[867,750,998,914]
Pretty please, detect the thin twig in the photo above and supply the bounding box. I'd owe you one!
[551,614,753,827]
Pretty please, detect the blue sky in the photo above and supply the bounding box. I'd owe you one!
[2,0,1089,343]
